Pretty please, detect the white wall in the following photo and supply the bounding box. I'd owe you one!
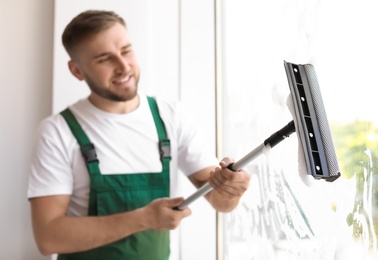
[0,0,54,259]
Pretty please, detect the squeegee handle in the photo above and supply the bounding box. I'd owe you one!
[173,183,213,210]
[174,143,266,211]
[173,120,296,211]
[264,120,295,148]
[223,120,296,171]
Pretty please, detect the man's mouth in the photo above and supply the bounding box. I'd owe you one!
[112,74,134,88]
[113,75,131,84]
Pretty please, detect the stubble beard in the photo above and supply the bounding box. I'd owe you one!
[85,72,139,102]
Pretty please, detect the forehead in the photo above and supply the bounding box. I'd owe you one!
[77,22,131,58]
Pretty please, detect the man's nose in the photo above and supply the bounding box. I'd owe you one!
[115,56,129,73]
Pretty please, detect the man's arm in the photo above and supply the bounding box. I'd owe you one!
[30,195,191,256]
[188,157,250,212]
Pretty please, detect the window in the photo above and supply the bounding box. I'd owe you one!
[218,0,378,259]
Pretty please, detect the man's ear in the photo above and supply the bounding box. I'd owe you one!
[68,60,85,81]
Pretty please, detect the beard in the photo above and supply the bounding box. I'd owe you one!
[84,71,139,102]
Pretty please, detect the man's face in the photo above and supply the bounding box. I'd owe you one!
[69,22,140,103]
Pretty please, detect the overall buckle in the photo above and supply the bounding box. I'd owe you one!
[81,143,99,163]
[159,139,171,160]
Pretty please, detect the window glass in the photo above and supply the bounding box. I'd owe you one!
[219,1,378,259]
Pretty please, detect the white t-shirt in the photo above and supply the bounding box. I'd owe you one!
[28,93,218,216]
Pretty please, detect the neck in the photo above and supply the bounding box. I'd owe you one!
[88,93,140,114]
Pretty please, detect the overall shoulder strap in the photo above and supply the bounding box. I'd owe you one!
[147,96,171,162]
[60,108,101,175]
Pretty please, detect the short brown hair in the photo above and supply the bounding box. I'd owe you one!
[62,10,126,58]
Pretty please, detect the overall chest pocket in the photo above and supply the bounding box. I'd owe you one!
[90,173,170,216]
[95,185,169,215]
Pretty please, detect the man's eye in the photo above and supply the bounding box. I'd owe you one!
[98,58,110,63]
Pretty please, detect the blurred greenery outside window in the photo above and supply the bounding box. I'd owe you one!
[332,121,378,244]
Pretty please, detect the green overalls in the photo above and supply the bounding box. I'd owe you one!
[57,97,171,260]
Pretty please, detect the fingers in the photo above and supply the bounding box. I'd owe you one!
[145,197,192,230]
[160,197,192,215]
[210,161,250,199]
[168,197,192,216]
[210,172,245,198]
[216,161,246,183]
[166,197,185,207]
[219,157,234,168]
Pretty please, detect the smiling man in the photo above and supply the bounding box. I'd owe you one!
[28,10,250,260]
[65,15,140,112]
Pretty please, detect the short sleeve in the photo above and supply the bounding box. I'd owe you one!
[28,115,75,198]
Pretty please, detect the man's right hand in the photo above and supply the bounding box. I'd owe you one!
[142,197,192,230]
[30,195,191,256]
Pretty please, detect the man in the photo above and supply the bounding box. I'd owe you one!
[28,10,250,259]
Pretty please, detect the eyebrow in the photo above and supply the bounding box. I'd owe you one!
[92,44,132,59]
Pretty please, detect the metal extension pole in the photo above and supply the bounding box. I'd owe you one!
[175,120,296,210]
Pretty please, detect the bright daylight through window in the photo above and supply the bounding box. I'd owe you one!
[218,0,378,259]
